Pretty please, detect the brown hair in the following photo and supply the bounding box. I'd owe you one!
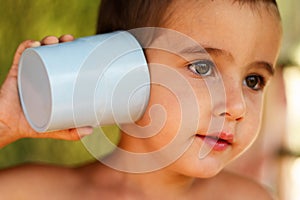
[96,0,172,34]
[96,0,279,34]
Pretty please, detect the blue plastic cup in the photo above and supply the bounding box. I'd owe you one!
[18,31,150,132]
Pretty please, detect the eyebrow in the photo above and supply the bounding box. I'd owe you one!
[206,48,275,76]
[179,46,275,76]
[252,61,275,76]
[178,45,207,55]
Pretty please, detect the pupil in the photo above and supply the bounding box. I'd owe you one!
[195,63,209,74]
[246,76,258,88]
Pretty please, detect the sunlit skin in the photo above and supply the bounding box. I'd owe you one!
[114,0,281,197]
[0,0,281,199]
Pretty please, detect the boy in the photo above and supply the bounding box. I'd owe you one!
[0,0,282,199]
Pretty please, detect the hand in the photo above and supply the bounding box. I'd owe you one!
[0,35,93,148]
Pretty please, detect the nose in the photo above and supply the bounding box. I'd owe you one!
[211,80,246,121]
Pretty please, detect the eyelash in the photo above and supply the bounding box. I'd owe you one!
[243,74,266,91]
[187,60,267,91]
[187,60,216,77]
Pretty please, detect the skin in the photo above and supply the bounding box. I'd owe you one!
[0,0,281,199]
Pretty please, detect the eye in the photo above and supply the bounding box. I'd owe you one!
[188,60,215,77]
[244,75,265,91]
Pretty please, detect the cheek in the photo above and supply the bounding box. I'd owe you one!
[246,92,264,126]
[135,84,183,149]
[238,94,264,145]
[137,84,181,124]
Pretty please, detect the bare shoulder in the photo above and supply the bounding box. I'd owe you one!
[192,170,275,200]
[0,163,82,199]
[208,170,275,200]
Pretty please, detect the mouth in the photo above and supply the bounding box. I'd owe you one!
[195,132,234,151]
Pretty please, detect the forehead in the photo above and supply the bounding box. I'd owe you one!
[162,0,282,66]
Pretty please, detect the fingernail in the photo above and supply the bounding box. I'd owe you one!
[78,127,94,137]
[30,41,41,48]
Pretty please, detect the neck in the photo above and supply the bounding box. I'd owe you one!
[98,128,200,198]
[123,168,194,197]
[101,150,196,199]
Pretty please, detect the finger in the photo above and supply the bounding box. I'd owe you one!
[32,126,94,141]
[12,40,41,67]
[76,126,94,138]
[59,34,75,43]
[40,35,59,45]
[33,129,81,140]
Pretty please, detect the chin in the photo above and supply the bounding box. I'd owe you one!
[171,156,226,179]
[179,167,223,179]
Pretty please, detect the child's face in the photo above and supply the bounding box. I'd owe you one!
[121,0,281,176]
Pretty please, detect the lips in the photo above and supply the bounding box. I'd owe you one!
[195,132,234,151]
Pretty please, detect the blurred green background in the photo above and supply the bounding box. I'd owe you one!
[0,0,120,168]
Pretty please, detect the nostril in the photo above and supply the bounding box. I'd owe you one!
[235,116,244,122]
[218,110,245,121]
